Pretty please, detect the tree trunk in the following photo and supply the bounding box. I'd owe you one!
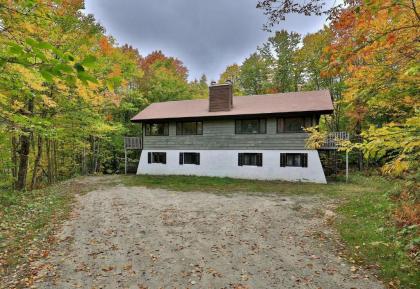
[15,96,34,191]
[16,132,31,191]
[30,135,43,190]
[53,140,57,182]
[11,135,18,188]
[46,139,53,184]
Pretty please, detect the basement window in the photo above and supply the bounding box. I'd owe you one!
[179,152,200,165]
[235,119,266,134]
[176,121,203,135]
[145,123,169,136]
[280,153,308,167]
[238,153,263,167]
[148,152,166,164]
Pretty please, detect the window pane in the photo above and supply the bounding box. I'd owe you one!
[242,153,257,166]
[176,122,182,135]
[147,123,168,136]
[236,119,265,134]
[259,119,266,133]
[152,152,166,164]
[182,122,196,135]
[242,119,259,134]
[293,154,301,166]
[285,153,303,167]
[177,122,203,135]
[197,122,203,134]
[286,154,294,166]
[183,153,199,165]
[284,117,304,132]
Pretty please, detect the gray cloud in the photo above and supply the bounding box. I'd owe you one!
[84,0,328,81]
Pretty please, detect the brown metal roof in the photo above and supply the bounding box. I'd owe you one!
[131,90,333,122]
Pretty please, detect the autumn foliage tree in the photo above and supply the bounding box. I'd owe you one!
[257,0,419,178]
[326,0,419,176]
[0,0,196,191]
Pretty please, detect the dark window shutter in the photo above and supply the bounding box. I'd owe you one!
[196,153,200,165]
[162,153,167,164]
[257,153,263,167]
[280,153,286,167]
[179,152,184,165]
[301,153,308,168]
[148,152,152,163]
[238,153,243,166]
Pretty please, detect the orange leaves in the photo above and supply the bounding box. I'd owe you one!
[393,187,420,228]
[139,50,167,70]
[108,64,122,78]
[105,114,113,121]
[140,50,189,80]
[325,0,419,127]
[99,36,113,55]
[386,33,396,45]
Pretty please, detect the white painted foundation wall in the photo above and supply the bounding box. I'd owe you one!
[137,150,327,184]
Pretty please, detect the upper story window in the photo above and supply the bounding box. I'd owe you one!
[235,119,266,134]
[277,116,315,133]
[284,117,305,132]
[176,121,203,135]
[145,122,169,136]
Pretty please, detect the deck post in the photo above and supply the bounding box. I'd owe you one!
[346,151,349,183]
[124,147,127,175]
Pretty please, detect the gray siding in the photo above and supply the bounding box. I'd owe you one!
[143,118,310,150]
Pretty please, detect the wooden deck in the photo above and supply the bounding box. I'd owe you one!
[320,132,349,150]
[124,137,142,150]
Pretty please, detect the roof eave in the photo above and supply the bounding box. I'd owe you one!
[130,109,334,123]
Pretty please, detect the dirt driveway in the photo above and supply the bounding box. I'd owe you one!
[33,181,383,289]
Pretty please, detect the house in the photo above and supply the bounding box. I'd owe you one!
[131,81,334,183]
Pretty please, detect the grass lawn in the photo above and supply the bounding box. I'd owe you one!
[120,173,386,197]
[1,173,418,288]
[336,185,419,288]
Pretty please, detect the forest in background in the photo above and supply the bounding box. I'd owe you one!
[0,0,209,191]
[0,0,418,200]
[0,1,418,286]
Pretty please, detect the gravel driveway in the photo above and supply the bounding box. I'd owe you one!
[33,183,384,289]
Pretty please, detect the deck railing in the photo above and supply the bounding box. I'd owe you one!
[320,131,349,149]
[124,137,142,149]
[124,137,142,174]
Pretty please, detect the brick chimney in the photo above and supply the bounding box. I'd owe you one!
[209,80,233,112]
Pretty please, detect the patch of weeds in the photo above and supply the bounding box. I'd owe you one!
[335,180,419,288]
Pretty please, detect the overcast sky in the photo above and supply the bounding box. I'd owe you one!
[84,0,330,82]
